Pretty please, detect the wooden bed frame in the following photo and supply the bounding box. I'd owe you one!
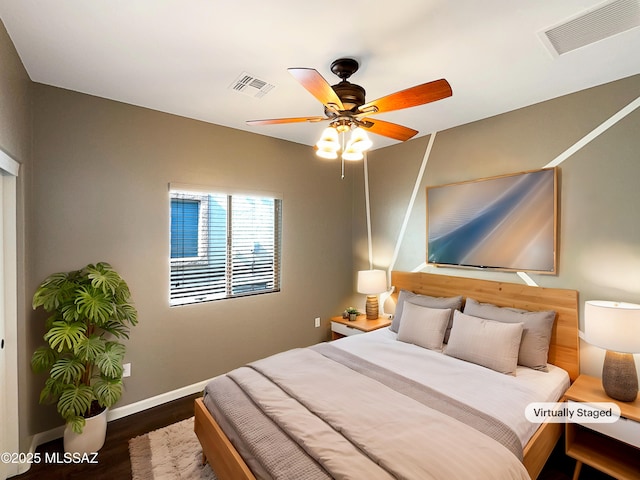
[194,271,580,480]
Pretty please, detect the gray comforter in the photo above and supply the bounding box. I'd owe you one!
[203,343,531,480]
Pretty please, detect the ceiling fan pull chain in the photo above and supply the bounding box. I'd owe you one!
[341,132,345,179]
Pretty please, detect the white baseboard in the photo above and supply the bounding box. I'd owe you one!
[105,377,213,422]
[15,377,215,477]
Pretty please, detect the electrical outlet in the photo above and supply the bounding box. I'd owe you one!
[314,317,321,328]
[123,363,131,378]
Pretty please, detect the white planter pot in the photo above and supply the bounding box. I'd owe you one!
[63,407,108,454]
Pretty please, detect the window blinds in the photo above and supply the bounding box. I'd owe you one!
[170,187,281,306]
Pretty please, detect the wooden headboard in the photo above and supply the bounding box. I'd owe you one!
[391,271,580,381]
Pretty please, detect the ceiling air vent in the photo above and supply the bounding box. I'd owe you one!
[229,72,275,98]
[540,0,640,56]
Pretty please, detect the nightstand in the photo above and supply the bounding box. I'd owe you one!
[330,314,391,340]
[564,374,640,480]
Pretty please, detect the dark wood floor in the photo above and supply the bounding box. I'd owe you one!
[15,393,615,480]
[15,392,201,480]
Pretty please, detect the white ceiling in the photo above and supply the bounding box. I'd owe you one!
[1,0,639,150]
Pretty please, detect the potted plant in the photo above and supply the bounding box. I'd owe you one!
[31,262,138,453]
[345,307,359,321]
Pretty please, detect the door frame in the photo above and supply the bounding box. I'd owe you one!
[0,149,19,479]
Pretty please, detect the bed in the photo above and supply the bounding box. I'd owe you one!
[194,271,580,479]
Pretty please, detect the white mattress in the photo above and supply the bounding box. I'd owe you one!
[332,327,570,447]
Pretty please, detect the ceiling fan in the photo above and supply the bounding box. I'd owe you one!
[246,58,452,145]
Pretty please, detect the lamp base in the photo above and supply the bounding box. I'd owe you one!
[602,350,639,402]
[365,295,379,320]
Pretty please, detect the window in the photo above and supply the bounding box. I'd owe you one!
[170,193,208,261]
[169,185,282,306]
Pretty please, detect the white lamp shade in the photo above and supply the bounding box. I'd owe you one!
[357,270,387,295]
[315,147,338,159]
[583,300,640,354]
[317,126,338,143]
[348,127,372,152]
[341,146,364,161]
[315,127,340,159]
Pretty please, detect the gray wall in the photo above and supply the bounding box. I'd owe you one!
[0,18,31,453]
[27,84,357,434]
[356,74,640,380]
[0,22,30,160]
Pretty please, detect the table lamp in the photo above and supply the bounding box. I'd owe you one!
[357,270,387,320]
[583,300,640,402]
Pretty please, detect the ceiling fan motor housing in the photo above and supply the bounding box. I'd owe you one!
[329,81,366,112]
[328,58,366,112]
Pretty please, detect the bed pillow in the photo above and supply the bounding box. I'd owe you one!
[391,290,462,339]
[463,298,556,372]
[445,310,524,375]
[396,303,451,351]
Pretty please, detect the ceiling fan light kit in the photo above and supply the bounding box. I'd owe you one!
[315,124,372,161]
[247,57,452,171]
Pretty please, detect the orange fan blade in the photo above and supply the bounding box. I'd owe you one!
[360,118,419,141]
[288,68,344,110]
[247,116,327,126]
[360,79,452,115]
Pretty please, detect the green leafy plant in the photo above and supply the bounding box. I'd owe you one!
[345,307,359,315]
[31,262,138,433]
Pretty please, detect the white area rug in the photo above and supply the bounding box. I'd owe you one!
[129,417,216,480]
